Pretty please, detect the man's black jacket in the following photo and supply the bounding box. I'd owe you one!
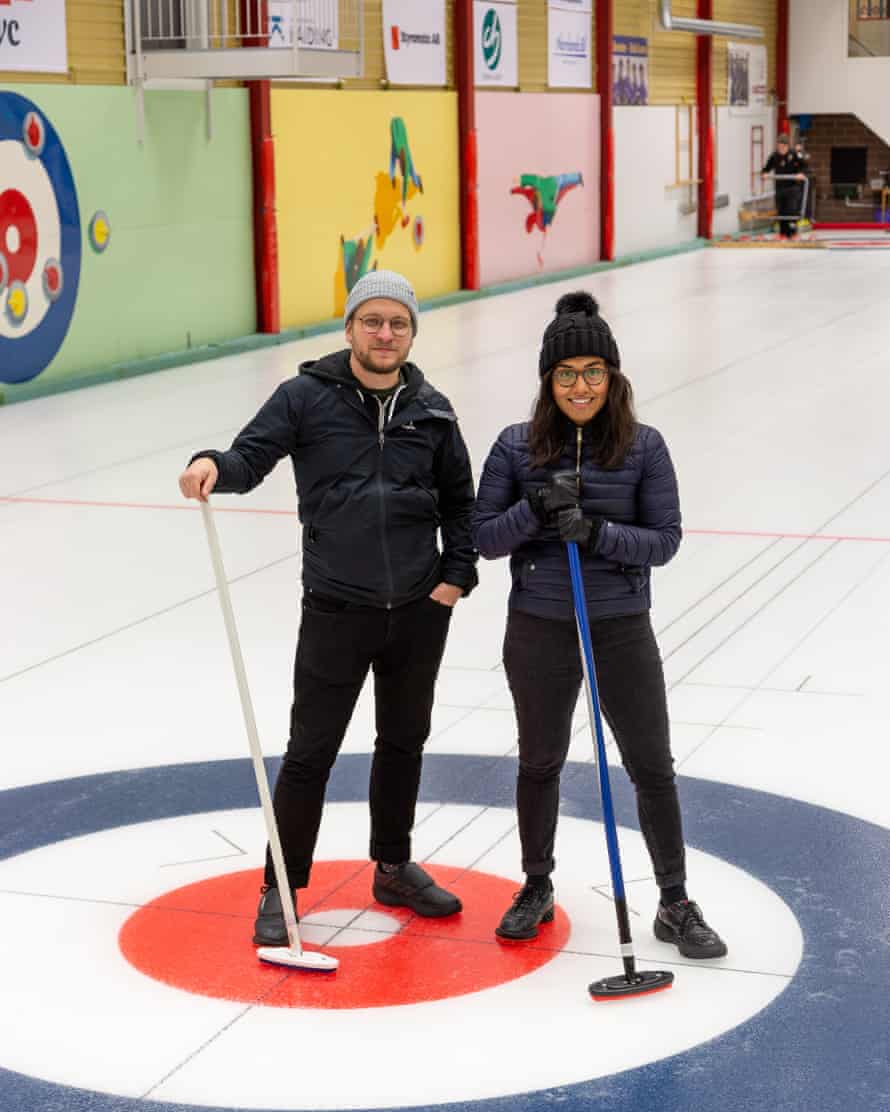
[194,350,478,608]
[763,149,804,194]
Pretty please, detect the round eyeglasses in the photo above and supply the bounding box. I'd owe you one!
[553,367,608,388]
[356,314,412,337]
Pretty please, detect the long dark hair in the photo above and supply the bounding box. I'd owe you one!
[528,367,637,469]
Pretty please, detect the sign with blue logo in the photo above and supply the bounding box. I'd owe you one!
[548,0,592,89]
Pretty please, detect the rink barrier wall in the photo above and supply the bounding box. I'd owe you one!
[272,88,461,331]
[0,84,255,398]
[475,92,601,287]
[0,239,705,406]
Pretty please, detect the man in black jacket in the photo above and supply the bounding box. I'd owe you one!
[179,270,478,944]
[762,134,806,239]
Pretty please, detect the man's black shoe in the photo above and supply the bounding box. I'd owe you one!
[252,885,297,946]
[372,862,462,918]
[495,880,555,941]
[653,899,727,959]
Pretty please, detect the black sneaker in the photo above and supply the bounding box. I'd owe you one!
[252,885,297,946]
[495,881,555,941]
[372,862,462,918]
[654,899,727,959]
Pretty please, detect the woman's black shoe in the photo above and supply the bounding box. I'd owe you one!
[495,881,555,940]
[653,899,727,959]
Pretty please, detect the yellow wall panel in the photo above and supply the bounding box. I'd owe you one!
[712,0,777,105]
[519,0,548,89]
[614,0,647,38]
[0,0,126,86]
[273,88,461,329]
[647,0,698,104]
[610,0,777,107]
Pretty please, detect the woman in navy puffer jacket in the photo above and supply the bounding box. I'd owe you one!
[473,292,727,960]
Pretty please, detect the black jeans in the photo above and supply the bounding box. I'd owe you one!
[503,609,686,891]
[265,592,452,889]
[777,186,801,237]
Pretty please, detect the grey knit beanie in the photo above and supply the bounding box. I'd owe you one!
[344,269,419,334]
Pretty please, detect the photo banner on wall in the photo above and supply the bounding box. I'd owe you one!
[0,0,67,73]
[474,1,518,88]
[548,0,592,89]
[612,36,648,105]
[728,42,768,112]
[383,0,447,86]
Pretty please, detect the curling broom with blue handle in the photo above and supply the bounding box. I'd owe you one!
[565,540,674,1001]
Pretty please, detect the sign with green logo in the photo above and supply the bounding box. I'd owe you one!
[481,8,502,70]
[473,1,517,86]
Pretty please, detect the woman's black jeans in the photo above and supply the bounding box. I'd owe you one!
[503,608,686,892]
[265,592,452,890]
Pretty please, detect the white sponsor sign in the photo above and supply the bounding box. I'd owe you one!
[728,42,768,112]
[383,0,446,86]
[268,0,338,50]
[474,1,518,88]
[548,0,592,89]
[0,0,67,74]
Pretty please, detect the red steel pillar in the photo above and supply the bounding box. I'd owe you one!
[248,81,280,334]
[696,0,714,240]
[455,0,480,290]
[596,0,614,260]
[776,0,789,137]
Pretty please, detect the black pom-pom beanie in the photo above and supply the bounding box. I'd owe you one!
[538,291,621,376]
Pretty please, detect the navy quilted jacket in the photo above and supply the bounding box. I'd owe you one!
[473,420,682,622]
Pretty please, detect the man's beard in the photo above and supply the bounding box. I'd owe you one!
[354,347,403,376]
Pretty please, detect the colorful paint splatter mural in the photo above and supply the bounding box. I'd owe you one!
[273,89,459,330]
[476,92,599,287]
[333,116,426,316]
[511,172,584,268]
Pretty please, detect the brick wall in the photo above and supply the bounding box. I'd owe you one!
[797,114,890,223]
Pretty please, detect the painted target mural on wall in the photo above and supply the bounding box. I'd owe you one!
[0,92,81,385]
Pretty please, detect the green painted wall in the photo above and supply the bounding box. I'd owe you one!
[0,85,255,404]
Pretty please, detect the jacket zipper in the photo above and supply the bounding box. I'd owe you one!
[374,385,406,609]
[576,425,582,483]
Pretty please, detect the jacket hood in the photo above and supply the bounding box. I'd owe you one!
[298,349,455,416]
[299,349,426,393]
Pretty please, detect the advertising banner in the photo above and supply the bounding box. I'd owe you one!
[473,1,518,88]
[268,0,339,50]
[548,0,592,89]
[612,35,648,105]
[0,0,67,74]
[383,0,447,86]
[728,42,768,111]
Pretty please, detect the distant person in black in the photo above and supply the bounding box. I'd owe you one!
[762,134,806,239]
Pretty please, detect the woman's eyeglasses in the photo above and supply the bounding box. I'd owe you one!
[553,367,608,388]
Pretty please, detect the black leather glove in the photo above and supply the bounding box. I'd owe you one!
[527,470,580,523]
[557,507,604,549]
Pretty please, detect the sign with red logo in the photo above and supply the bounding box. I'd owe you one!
[0,0,66,72]
[383,0,446,86]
